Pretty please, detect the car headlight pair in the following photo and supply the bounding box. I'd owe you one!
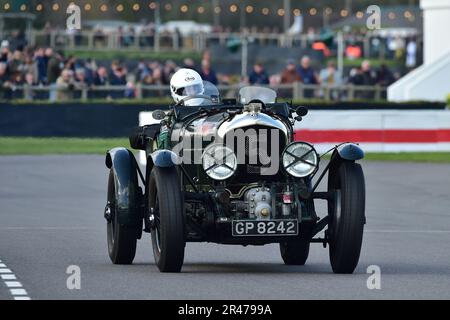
[202,142,318,180]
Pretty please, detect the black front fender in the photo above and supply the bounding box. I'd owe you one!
[336,143,364,161]
[105,148,142,227]
[146,149,180,173]
[328,143,364,173]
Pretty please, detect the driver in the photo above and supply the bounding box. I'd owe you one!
[170,68,205,106]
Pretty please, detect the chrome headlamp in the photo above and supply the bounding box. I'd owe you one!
[282,142,319,178]
[202,144,237,180]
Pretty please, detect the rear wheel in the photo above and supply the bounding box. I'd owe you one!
[280,240,310,265]
[148,166,185,272]
[327,161,365,274]
[106,169,138,264]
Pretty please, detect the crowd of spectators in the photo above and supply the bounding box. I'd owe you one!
[247,55,398,99]
[0,17,420,101]
[0,40,176,101]
[0,38,401,101]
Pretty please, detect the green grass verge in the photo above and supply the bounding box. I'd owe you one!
[0,137,129,155]
[1,138,450,163]
[361,152,450,163]
[65,50,401,69]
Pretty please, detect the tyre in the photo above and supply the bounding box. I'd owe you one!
[106,169,138,264]
[148,166,185,272]
[280,240,310,265]
[328,161,365,274]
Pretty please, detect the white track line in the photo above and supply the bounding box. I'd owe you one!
[0,268,12,273]
[10,288,27,295]
[0,259,31,300]
[5,281,22,288]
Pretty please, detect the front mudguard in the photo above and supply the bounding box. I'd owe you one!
[147,149,180,169]
[327,143,366,224]
[336,143,364,161]
[145,149,180,180]
[105,147,142,230]
[329,143,364,171]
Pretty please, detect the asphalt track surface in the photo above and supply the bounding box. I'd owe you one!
[0,155,449,300]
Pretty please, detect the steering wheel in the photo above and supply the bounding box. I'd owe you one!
[175,95,216,106]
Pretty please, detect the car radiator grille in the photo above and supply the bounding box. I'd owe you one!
[225,126,286,175]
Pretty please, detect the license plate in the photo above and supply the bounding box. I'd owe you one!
[232,220,298,237]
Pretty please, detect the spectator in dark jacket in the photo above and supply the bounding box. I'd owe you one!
[349,60,378,99]
[297,56,318,85]
[46,48,62,84]
[281,60,302,84]
[249,63,270,85]
[8,50,24,76]
[376,64,394,86]
[109,65,127,99]
[109,69,127,86]
[93,66,108,98]
[94,66,108,86]
[198,59,218,85]
[360,60,377,86]
[297,56,318,98]
[0,62,11,99]
[34,48,47,84]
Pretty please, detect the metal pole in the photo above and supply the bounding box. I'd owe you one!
[241,37,248,79]
[345,0,353,15]
[0,18,3,41]
[284,0,291,33]
[155,1,161,52]
[212,0,220,27]
[155,1,161,27]
[337,31,344,76]
[240,0,247,30]
[337,31,344,77]
[363,35,370,58]
[323,10,329,28]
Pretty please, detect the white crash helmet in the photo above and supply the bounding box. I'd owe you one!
[170,68,205,106]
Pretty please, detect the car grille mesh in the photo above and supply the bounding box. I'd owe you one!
[225,126,286,175]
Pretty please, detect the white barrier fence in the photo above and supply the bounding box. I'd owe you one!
[139,110,450,164]
[296,110,450,153]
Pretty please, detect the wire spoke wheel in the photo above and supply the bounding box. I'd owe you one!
[149,166,185,273]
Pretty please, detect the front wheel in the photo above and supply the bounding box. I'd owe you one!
[328,161,365,274]
[148,166,185,272]
[106,169,138,264]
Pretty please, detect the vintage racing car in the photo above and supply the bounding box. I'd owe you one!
[104,84,366,273]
